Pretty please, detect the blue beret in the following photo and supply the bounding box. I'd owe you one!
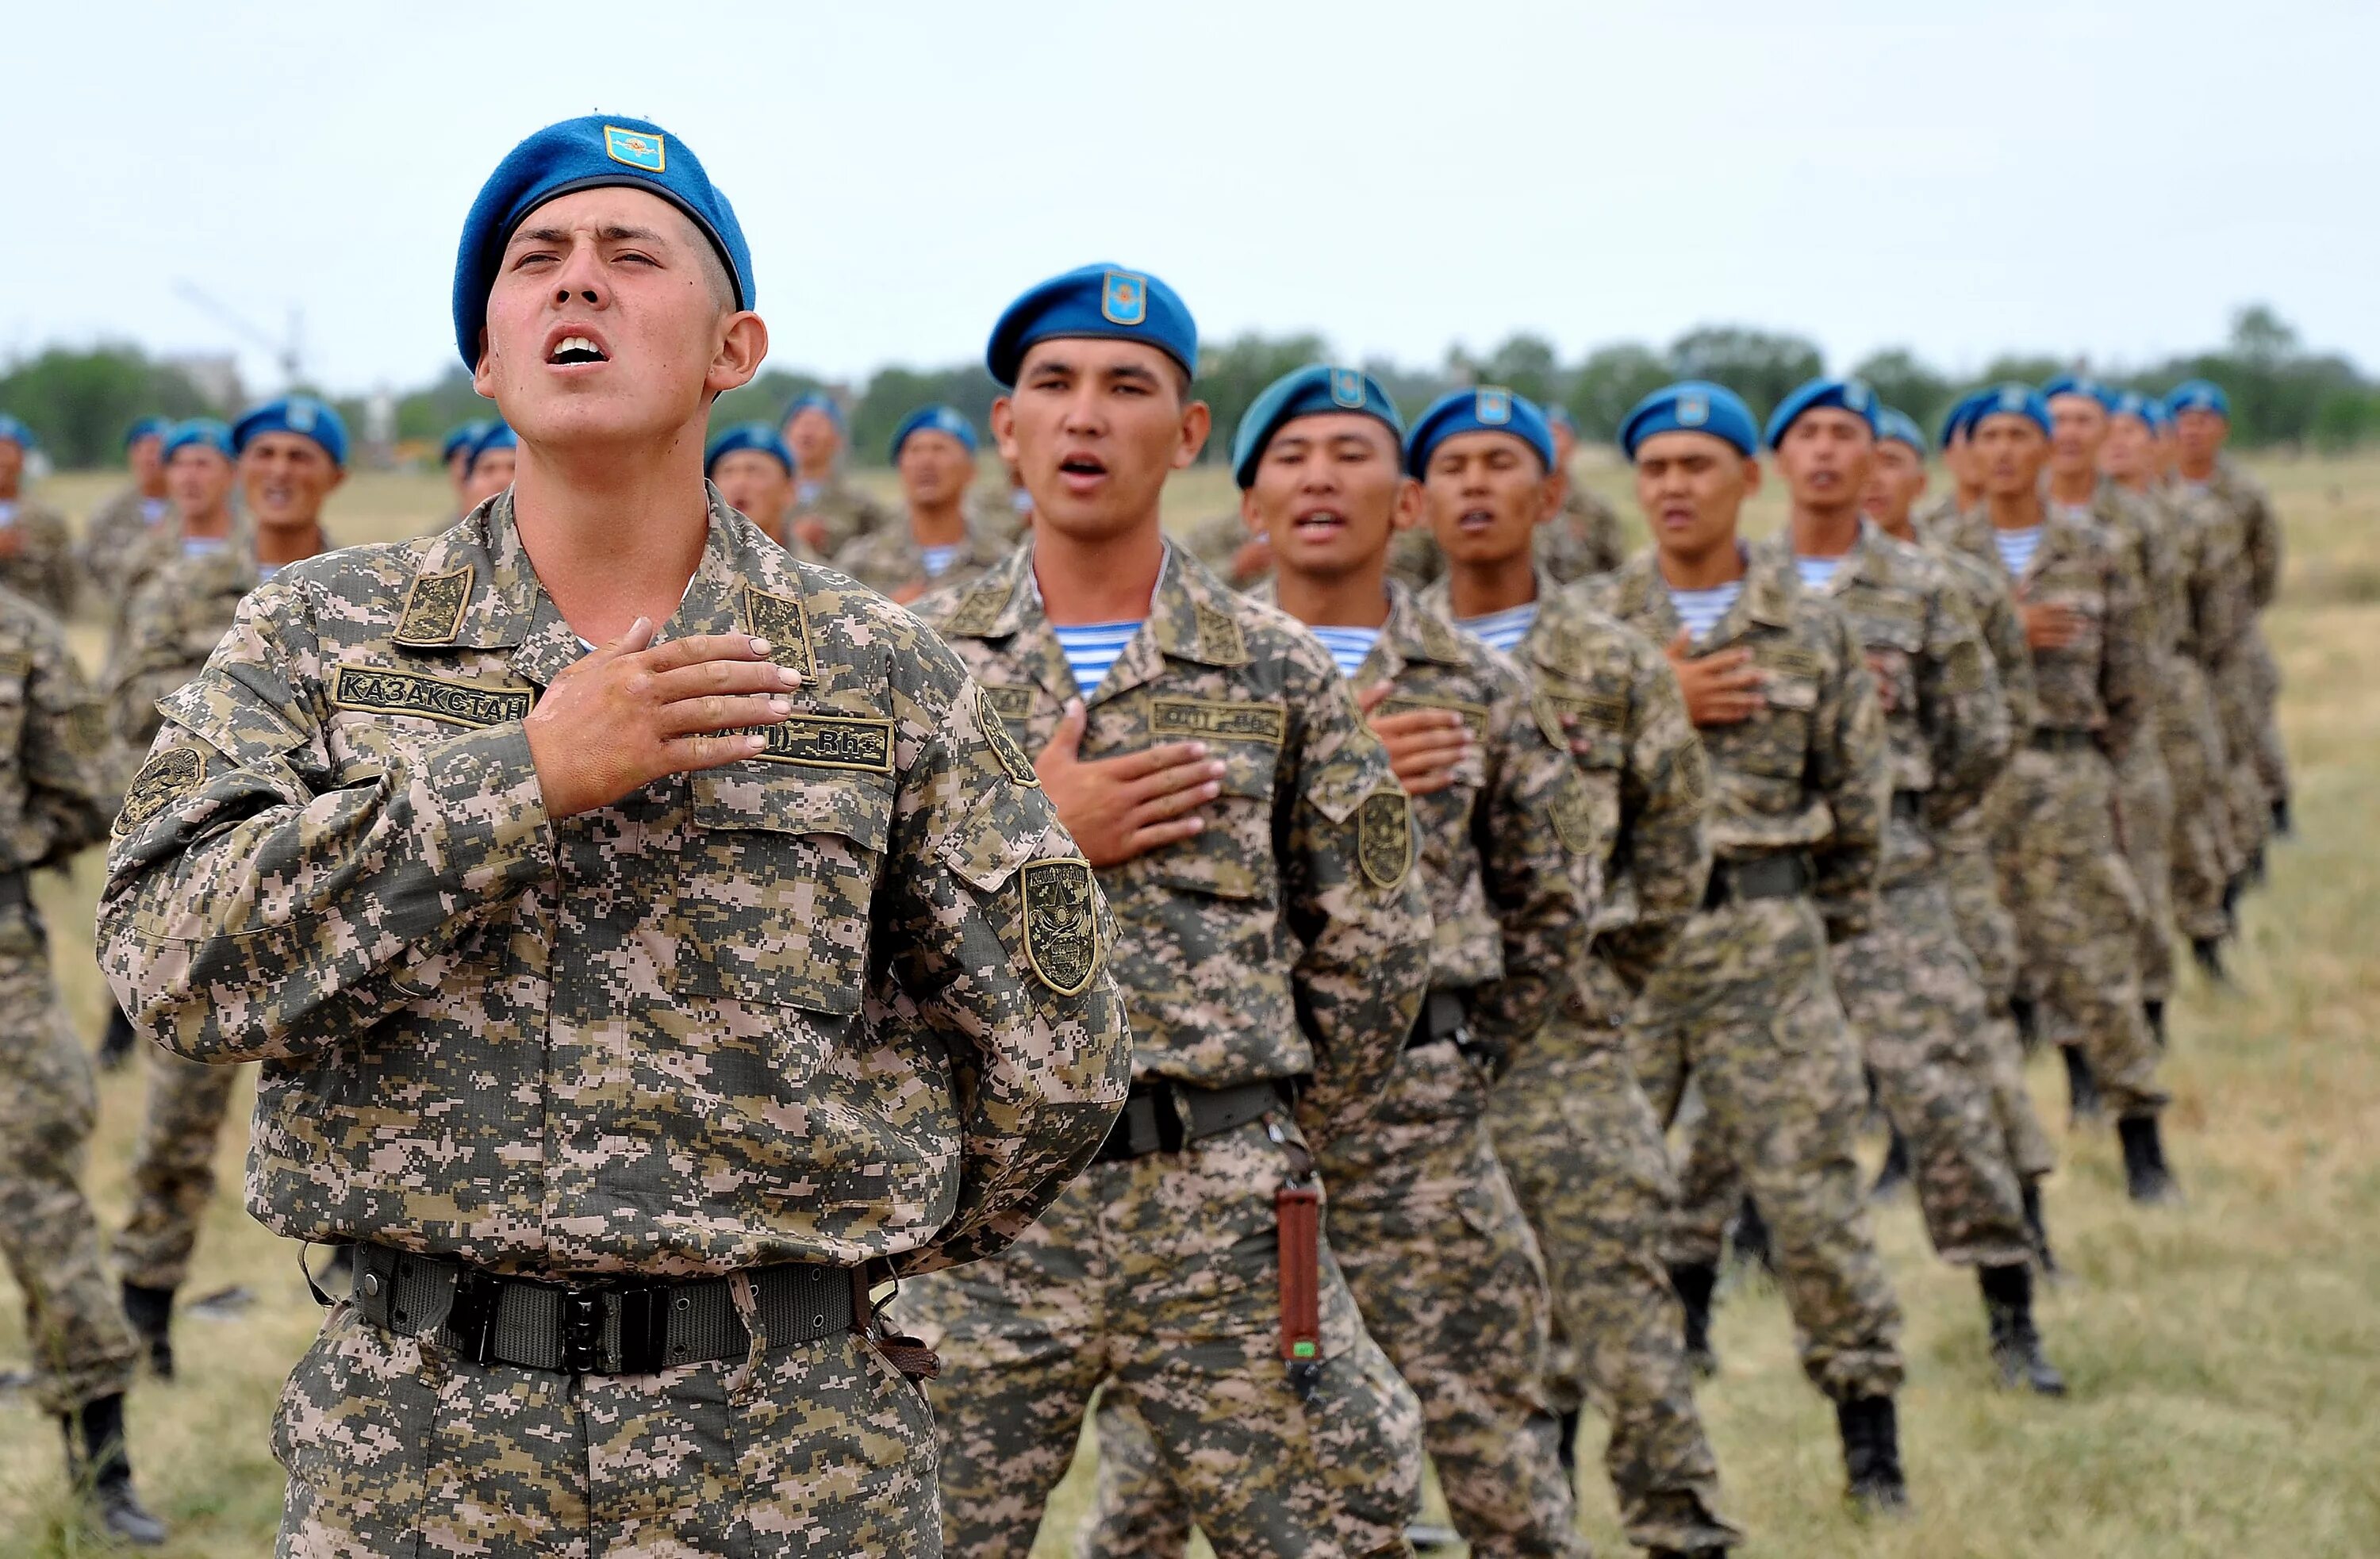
[2141,396,2172,434]
[1937,391,1982,449]
[1544,402,1578,435]
[2108,390,2155,428]
[1231,366,1403,490]
[986,263,1196,389]
[705,421,794,478]
[124,416,171,448]
[440,420,491,463]
[1875,407,1928,455]
[2167,378,2230,418]
[468,421,518,472]
[780,390,844,432]
[0,414,36,451]
[233,394,349,467]
[1619,381,1758,460]
[1764,376,1879,449]
[1405,387,1554,478]
[162,419,235,462]
[2042,374,2117,410]
[451,116,753,370]
[1973,382,2052,438]
[889,405,979,463]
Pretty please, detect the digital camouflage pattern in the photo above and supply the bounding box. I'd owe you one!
[1583,547,1905,1403]
[80,485,175,640]
[1535,483,1630,583]
[900,540,1433,1554]
[2088,485,2180,1002]
[0,589,137,1417]
[1942,504,2167,1119]
[2170,475,2273,874]
[0,497,77,621]
[2148,484,2245,941]
[2187,456,2290,821]
[792,473,893,560]
[827,516,1012,603]
[1180,508,1273,591]
[1084,580,1599,1557]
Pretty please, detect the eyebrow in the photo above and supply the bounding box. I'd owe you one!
[509,223,671,248]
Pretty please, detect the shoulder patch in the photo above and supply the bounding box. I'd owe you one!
[1377,692,1491,739]
[1019,857,1101,996]
[1548,768,1599,856]
[1357,785,1415,889]
[977,685,1040,787]
[331,665,533,728]
[1150,697,1286,746]
[740,586,818,681]
[752,712,895,774]
[1193,602,1249,665]
[393,565,473,646]
[981,684,1035,721]
[115,745,205,836]
[1414,610,1468,665]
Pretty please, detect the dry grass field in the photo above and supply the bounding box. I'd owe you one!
[3,451,2377,1557]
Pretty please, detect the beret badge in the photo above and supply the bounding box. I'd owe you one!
[604,126,666,172]
[1100,271,1148,327]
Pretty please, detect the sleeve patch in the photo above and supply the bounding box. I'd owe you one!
[115,745,205,836]
[1019,857,1101,996]
[1548,769,1599,855]
[977,685,1041,788]
[1357,786,1415,889]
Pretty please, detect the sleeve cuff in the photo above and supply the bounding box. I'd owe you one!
[422,723,554,905]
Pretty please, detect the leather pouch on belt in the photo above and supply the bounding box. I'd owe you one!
[1276,1183,1323,1400]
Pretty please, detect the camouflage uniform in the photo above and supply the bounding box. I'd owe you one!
[1534,485,1630,584]
[0,496,78,621]
[103,536,265,1293]
[2140,485,2244,944]
[98,491,1132,1557]
[827,516,1012,602]
[81,486,175,639]
[792,471,892,560]
[895,541,1434,1558]
[1083,580,1601,1559]
[2189,457,2290,822]
[2087,484,2180,1004]
[1580,547,1905,1405]
[1455,578,1741,1553]
[0,588,139,1418]
[1940,505,2167,1121]
[2170,473,2271,874]
[1911,490,1967,541]
[1179,509,1272,592]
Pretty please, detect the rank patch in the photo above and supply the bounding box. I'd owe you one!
[1101,270,1149,327]
[332,666,532,728]
[977,685,1040,787]
[740,586,818,680]
[1150,697,1286,746]
[1192,603,1249,664]
[604,125,666,172]
[1357,786,1414,889]
[115,746,205,836]
[1019,857,1100,996]
[393,565,473,645]
[750,712,895,774]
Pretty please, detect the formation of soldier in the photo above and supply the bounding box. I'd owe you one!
[0,109,2295,1556]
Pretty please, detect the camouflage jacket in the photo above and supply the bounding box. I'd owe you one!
[1579,546,1887,940]
[829,516,1012,603]
[793,472,892,559]
[0,497,76,622]
[1180,508,1270,591]
[0,588,113,875]
[102,524,265,752]
[81,486,173,599]
[1941,503,2152,764]
[2204,455,2281,611]
[1763,525,2008,885]
[1536,483,1629,583]
[2085,480,2185,660]
[1912,490,1967,541]
[915,541,1433,1147]
[2174,459,2276,658]
[2156,481,2247,669]
[1924,538,2037,743]
[98,490,1130,1280]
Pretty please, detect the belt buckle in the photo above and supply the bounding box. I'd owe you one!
[447,1269,501,1365]
[613,1285,670,1375]
[560,1288,606,1373]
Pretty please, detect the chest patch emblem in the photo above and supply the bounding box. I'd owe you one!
[332,665,532,728]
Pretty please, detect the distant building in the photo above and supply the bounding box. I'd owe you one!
[165,352,243,412]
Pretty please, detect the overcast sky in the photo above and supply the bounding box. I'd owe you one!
[10,1,2372,397]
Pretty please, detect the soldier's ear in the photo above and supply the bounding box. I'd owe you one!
[989,397,1020,464]
[1389,478,1423,534]
[1237,486,1264,536]
[1172,401,1212,471]
[1740,456,1764,498]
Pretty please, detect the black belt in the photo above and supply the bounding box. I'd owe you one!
[1096,1077,1292,1162]
[0,870,25,912]
[1891,791,1925,822]
[351,1244,857,1375]
[1702,851,1814,910]
[2029,728,2100,753]
[1406,989,1468,1051]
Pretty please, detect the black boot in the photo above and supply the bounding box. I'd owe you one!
[121,1283,175,1380]
[96,1002,138,1072]
[2059,1044,2102,1126]
[2272,797,2292,837]
[1668,1261,1720,1378]
[2021,1179,2060,1277]
[61,1393,168,1546]
[1870,1126,1912,1202]
[1729,1194,1775,1276]
[1980,1264,2067,1396]
[1834,1394,1910,1512]
[2010,996,2040,1054]
[2191,936,2227,982]
[2144,999,2167,1050]
[1557,1405,1582,1474]
[2119,1115,2181,1205]
[2247,847,2267,886]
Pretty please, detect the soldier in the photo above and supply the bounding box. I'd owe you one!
[832,405,1009,601]
[107,419,243,636]
[1410,386,1741,1556]
[0,586,169,1544]
[1911,392,1986,536]
[0,414,77,620]
[99,114,1130,1555]
[895,265,1434,1556]
[439,420,492,522]
[703,420,804,551]
[1083,367,1605,1559]
[1578,381,1911,1511]
[81,416,175,623]
[1864,409,2060,1267]
[109,395,347,1380]
[1180,503,1275,591]
[1939,385,2179,1204]
[2168,378,2290,840]
[1537,402,1629,582]
[2103,392,2242,978]
[2044,375,2178,1046]
[780,390,892,557]
[459,419,517,513]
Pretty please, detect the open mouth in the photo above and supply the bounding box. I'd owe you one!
[1457,506,1495,534]
[1292,508,1347,539]
[547,334,609,367]
[1056,452,1108,492]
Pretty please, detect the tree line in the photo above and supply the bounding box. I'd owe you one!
[4,305,2373,471]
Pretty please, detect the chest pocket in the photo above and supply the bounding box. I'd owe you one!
[1539,687,1624,860]
[1737,642,1821,779]
[1851,608,1925,722]
[1142,728,1280,901]
[2029,567,2107,665]
[674,765,895,1015]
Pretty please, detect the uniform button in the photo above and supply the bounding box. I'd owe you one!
[363,1273,382,1296]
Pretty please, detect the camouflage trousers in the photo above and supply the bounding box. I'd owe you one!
[113,1042,245,1290]
[2213,649,2280,855]
[1675,870,2033,1273]
[274,1292,937,1556]
[1633,894,1904,1403]
[0,912,139,1416]
[1081,1046,1583,1558]
[1491,1030,1741,1553]
[2242,621,2291,808]
[892,1114,1423,1557]
[1937,810,2057,1183]
[1989,747,2167,1120]
[2115,741,2178,1004]
[2159,661,2244,943]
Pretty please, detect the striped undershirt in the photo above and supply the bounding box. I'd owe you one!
[919,542,963,579]
[1668,582,1742,642]
[1454,602,1537,654]
[1994,525,2044,578]
[1307,625,1382,679]
[1795,555,1844,591]
[1053,622,1142,697]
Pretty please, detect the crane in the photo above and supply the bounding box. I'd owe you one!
[174,281,304,388]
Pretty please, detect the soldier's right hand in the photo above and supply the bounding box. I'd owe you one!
[1665,630,1766,728]
[1358,682,1471,797]
[2018,597,2086,651]
[1035,698,1224,867]
[524,618,800,820]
